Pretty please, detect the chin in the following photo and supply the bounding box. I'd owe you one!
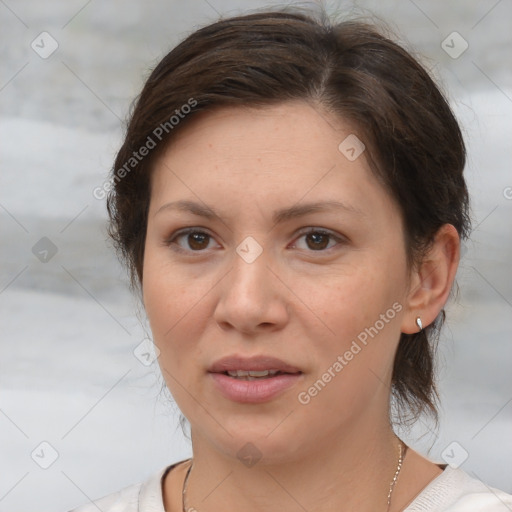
[198,415,313,466]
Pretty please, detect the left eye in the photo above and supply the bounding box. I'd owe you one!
[291,229,343,251]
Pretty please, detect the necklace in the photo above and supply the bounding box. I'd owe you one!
[182,440,406,512]
[387,440,405,511]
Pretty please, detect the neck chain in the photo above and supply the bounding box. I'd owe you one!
[387,440,405,511]
[182,440,406,512]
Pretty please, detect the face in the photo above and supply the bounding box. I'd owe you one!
[143,101,412,462]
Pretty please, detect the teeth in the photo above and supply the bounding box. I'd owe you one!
[227,369,280,378]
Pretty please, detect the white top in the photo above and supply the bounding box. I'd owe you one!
[68,461,512,512]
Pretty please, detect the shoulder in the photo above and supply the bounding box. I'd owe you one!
[67,461,184,512]
[405,465,512,511]
[68,479,142,512]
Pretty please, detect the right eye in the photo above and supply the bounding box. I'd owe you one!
[165,228,220,253]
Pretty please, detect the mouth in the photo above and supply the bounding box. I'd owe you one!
[208,355,304,403]
[221,369,300,380]
[208,355,302,374]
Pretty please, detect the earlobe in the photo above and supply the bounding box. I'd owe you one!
[401,224,460,334]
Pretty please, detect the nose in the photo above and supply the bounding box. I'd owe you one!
[213,246,290,335]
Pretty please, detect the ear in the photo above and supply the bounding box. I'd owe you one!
[401,224,460,334]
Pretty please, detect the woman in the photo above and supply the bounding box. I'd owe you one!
[71,7,512,512]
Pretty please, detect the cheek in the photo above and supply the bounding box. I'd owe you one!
[142,248,210,363]
[142,260,212,410]
[299,260,405,400]
[308,262,404,343]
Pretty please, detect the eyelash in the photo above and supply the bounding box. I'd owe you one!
[164,227,346,255]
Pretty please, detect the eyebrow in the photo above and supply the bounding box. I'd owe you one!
[155,199,364,224]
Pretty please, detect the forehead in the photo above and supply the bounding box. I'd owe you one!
[149,101,397,224]
[161,101,350,165]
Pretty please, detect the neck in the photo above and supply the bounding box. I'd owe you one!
[184,420,401,512]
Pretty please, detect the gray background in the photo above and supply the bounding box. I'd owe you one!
[1,1,511,511]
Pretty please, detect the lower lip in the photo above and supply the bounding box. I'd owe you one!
[209,372,303,403]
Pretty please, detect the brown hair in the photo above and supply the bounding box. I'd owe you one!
[107,8,471,424]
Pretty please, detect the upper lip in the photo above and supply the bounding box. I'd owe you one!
[208,355,302,374]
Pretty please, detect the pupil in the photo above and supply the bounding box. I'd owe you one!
[189,232,208,250]
[306,232,328,250]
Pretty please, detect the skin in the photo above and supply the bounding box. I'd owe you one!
[142,101,460,512]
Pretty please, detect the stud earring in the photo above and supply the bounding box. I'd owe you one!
[415,317,423,332]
